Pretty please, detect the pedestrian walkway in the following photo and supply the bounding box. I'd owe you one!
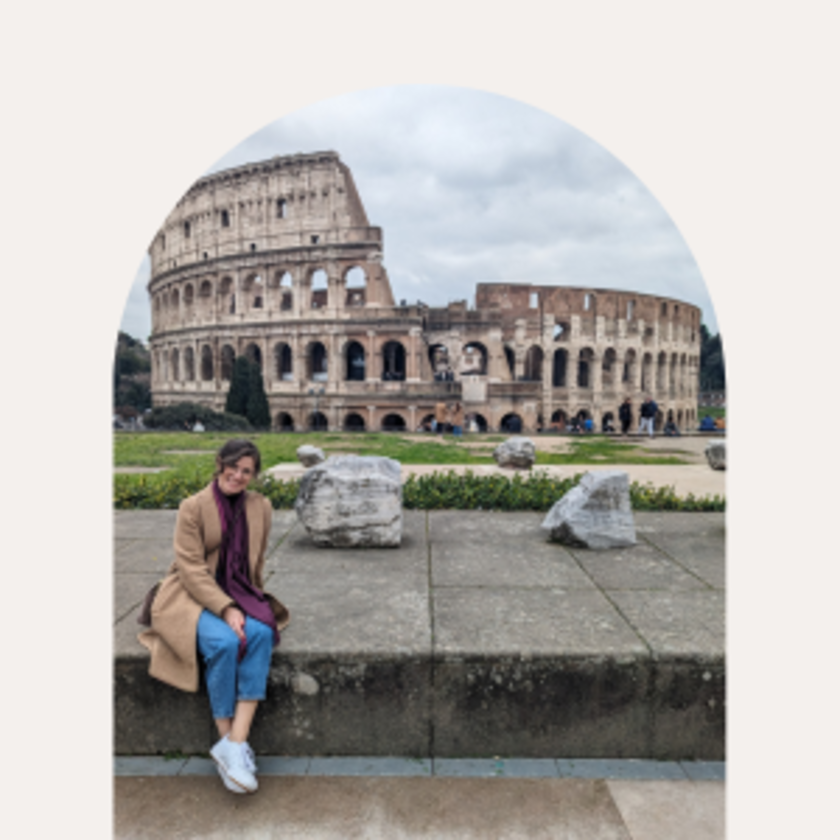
[114,757,725,838]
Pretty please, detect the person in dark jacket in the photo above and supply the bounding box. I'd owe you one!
[619,398,632,435]
[637,396,657,437]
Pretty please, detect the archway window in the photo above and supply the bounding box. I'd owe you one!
[550,409,567,430]
[578,348,594,388]
[183,284,194,307]
[344,413,366,432]
[220,209,230,228]
[275,343,293,381]
[308,411,328,431]
[276,271,293,311]
[344,267,367,307]
[602,348,617,388]
[308,342,328,381]
[381,413,406,432]
[345,341,366,381]
[622,349,636,387]
[275,412,294,432]
[504,346,515,380]
[277,198,287,219]
[220,345,235,381]
[171,349,180,382]
[552,348,567,387]
[523,346,543,381]
[245,343,262,370]
[382,341,406,381]
[430,344,450,379]
[500,413,523,433]
[184,221,191,238]
[311,269,328,309]
[462,342,488,375]
[200,345,214,381]
[184,347,195,381]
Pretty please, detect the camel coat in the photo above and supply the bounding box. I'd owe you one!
[137,483,290,693]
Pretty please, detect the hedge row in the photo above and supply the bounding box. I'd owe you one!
[114,469,725,512]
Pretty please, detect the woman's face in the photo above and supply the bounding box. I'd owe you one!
[217,455,256,495]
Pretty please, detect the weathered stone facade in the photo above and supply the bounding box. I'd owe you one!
[148,151,701,433]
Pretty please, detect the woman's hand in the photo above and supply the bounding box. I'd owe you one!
[222,605,246,640]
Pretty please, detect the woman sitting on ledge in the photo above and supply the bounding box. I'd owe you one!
[138,439,289,795]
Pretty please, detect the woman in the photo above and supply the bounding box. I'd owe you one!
[138,439,289,794]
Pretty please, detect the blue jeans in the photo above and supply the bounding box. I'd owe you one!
[196,610,274,720]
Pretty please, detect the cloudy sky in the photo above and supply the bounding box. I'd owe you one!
[120,84,717,340]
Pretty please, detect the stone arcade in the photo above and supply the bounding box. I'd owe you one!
[148,151,701,433]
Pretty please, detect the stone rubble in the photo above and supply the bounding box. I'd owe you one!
[541,470,637,549]
[295,455,402,547]
[493,436,536,469]
[704,439,726,471]
[297,444,326,467]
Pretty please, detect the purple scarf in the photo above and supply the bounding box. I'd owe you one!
[212,480,280,657]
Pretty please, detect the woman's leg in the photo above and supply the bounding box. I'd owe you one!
[196,610,239,738]
[229,616,274,744]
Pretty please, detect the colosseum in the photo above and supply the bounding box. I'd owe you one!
[148,151,702,434]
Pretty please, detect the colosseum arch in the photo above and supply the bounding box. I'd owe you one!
[184,346,195,381]
[243,274,265,312]
[553,320,570,341]
[429,344,449,376]
[641,352,654,393]
[656,351,668,394]
[461,342,488,375]
[170,348,180,382]
[219,277,235,315]
[381,412,407,431]
[504,346,515,380]
[220,345,235,381]
[245,342,262,370]
[382,340,406,381]
[271,270,294,312]
[198,280,213,318]
[500,412,523,433]
[308,410,328,431]
[523,346,543,381]
[274,342,293,380]
[306,341,328,381]
[601,348,618,389]
[344,412,366,431]
[275,412,294,432]
[200,345,213,381]
[578,348,595,388]
[310,268,328,310]
[344,266,367,308]
[622,349,637,390]
[552,348,568,387]
[183,283,194,309]
[345,340,366,381]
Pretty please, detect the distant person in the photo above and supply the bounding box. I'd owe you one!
[663,418,680,436]
[638,396,657,437]
[699,414,716,432]
[451,402,464,437]
[583,417,594,433]
[619,398,632,435]
[434,401,447,434]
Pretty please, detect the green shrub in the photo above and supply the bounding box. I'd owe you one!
[114,468,724,512]
[143,402,253,432]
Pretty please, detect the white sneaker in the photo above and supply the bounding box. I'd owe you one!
[243,741,257,774]
[210,736,258,793]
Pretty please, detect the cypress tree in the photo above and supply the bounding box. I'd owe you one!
[246,361,271,429]
[225,356,252,417]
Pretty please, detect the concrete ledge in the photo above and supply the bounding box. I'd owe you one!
[115,510,725,760]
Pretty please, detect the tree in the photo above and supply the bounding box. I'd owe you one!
[699,324,726,392]
[246,362,271,429]
[114,331,152,411]
[225,356,271,428]
[225,356,252,417]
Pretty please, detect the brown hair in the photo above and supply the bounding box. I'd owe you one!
[214,438,262,477]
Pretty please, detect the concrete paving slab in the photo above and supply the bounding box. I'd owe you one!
[606,779,725,840]
[273,576,431,656]
[556,759,686,780]
[633,512,724,535]
[608,591,725,656]
[569,541,710,592]
[434,758,506,777]
[307,756,432,777]
[114,776,635,839]
[114,509,179,538]
[434,588,647,656]
[114,572,163,623]
[642,532,725,590]
[267,509,300,548]
[113,539,175,575]
[429,510,596,589]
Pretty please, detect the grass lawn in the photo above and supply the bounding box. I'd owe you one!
[114,431,691,470]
